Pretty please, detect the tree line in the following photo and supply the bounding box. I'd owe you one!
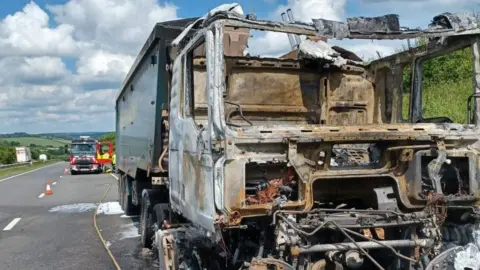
[0,140,70,165]
[0,141,17,164]
[98,133,116,152]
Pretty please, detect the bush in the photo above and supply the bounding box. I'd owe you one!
[0,145,16,164]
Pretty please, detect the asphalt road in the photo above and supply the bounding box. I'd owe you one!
[0,162,154,270]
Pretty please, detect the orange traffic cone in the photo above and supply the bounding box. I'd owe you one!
[45,181,53,195]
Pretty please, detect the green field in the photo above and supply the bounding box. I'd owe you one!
[0,137,70,147]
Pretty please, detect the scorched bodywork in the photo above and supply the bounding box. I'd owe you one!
[116,4,480,270]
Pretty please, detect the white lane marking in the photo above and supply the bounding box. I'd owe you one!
[0,162,63,183]
[110,173,118,180]
[38,193,45,198]
[52,182,57,185]
[3,218,21,231]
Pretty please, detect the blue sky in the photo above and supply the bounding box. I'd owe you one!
[0,0,478,134]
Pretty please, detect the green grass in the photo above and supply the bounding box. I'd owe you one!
[402,79,472,124]
[0,137,70,147]
[0,160,62,179]
[423,80,472,124]
[398,43,473,124]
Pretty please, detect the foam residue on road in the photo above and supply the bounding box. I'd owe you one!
[48,203,97,213]
[454,225,480,270]
[96,202,124,215]
[118,223,140,240]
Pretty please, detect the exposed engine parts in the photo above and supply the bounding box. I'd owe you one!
[245,163,298,206]
[152,145,480,270]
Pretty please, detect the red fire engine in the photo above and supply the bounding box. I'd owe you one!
[68,136,113,174]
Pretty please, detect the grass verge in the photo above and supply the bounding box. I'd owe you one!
[0,160,63,179]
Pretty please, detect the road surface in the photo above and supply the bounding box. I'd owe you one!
[0,162,155,269]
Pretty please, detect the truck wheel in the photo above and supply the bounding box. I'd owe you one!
[140,190,154,248]
[121,176,137,216]
[70,170,76,175]
[123,190,136,216]
[118,174,124,206]
[152,203,170,229]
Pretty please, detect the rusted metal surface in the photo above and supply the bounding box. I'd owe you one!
[249,258,294,270]
[312,12,480,40]
[157,231,177,270]
[364,228,385,240]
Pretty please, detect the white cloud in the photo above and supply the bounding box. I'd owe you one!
[76,50,134,82]
[0,85,74,107]
[0,56,70,85]
[45,89,117,115]
[0,1,90,57]
[248,31,292,57]
[0,84,117,133]
[274,0,346,22]
[0,0,179,133]
[47,0,178,54]
[20,57,70,78]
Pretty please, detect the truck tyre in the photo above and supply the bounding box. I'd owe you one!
[121,176,137,216]
[70,170,76,175]
[118,173,124,205]
[140,190,154,248]
[152,203,170,229]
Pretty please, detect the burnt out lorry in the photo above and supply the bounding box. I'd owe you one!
[116,4,480,270]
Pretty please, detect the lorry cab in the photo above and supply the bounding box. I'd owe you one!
[168,9,480,233]
[117,5,480,269]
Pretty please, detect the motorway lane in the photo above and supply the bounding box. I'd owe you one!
[0,162,116,269]
[95,179,158,270]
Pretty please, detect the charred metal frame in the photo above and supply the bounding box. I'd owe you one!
[409,37,479,123]
[153,7,480,270]
[169,11,480,235]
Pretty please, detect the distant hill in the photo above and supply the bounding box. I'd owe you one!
[0,137,70,148]
[0,132,113,141]
[37,132,112,141]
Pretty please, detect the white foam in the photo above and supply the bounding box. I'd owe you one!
[454,225,480,270]
[117,223,140,240]
[96,201,124,215]
[48,203,97,213]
